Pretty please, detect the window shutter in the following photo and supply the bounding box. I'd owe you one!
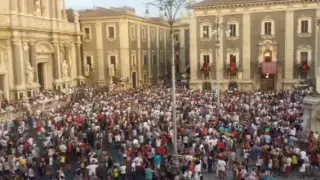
[308,19,312,33]
[236,23,239,37]
[261,21,264,35]
[297,20,301,34]
[271,21,275,35]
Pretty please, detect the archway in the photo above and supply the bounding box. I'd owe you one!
[132,72,137,88]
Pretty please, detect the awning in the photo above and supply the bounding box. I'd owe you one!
[261,62,277,75]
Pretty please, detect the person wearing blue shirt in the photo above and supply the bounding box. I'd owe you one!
[154,153,161,169]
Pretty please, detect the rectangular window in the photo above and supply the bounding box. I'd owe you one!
[203,55,210,64]
[84,27,91,39]
[300,52,308,62]
[203,26,209,38]
[108,26,115,38]
[229,24,237,37]
[174,32,179,41]
[152,29,156,40]
[131,26,135,39]
[144,55,148,65]
[160,30,164,40]
[264,22,272,35]
[152,55,157,64]
[301,20,309,33]
[230,54,236,63]
[110,56,116,70]
[142,28,146,39]
[160,53,164,63]
[86,56,92,66]
[132,55,136,66]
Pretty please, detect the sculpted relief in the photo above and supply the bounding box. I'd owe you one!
[26,62,35,84]
[62,60,70,79]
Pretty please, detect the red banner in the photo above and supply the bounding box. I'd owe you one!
[301,62,309,73]
[229,63,236,73]
[261,62,277,75]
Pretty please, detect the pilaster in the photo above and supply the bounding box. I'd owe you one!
[147,26,152,81]
[52,40,62,80]
[137,23,142,86]
[75,41,84,83]
[11,39,25,90]
[179,27,186,73]
[216,17,224,82]
[189,16,198,81]
[242,12,251,80]
[10,0,18,13]
[285,10,294,79]
[55,0,61,20]
[95,22,105,84]
[156,27,160,77]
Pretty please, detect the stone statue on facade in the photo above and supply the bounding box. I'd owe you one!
[74,11,79,23]
[26,62,35,84]
[33,0,42,16]
[62,60,69,79]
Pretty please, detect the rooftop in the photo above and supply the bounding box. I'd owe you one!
[192,0,316,8]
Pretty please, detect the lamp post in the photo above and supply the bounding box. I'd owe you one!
[211,16,230,106]
[145,0,191,156]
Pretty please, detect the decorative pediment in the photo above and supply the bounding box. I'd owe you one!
[35,41,54,54]
[297,45,312,51]
[200,49,213,54]
[226,48,239,54]
[263,15,274,21]
[106,50,118,55]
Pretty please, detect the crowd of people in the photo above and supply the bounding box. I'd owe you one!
[0,84,318,180]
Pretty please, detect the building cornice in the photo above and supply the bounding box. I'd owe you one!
[192,0,319,10]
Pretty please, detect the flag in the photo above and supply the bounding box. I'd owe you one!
[262,62,277,75]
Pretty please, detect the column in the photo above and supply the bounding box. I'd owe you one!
[285,10,294,79]
[10,0,18,13]
[56,0,61,20]
[95,22,105,83]
[18,0,25,14]
[52,41,61,80]
[119,19,130,80]
[29,42,38,82]
[62,0,67,20]
[242,12,251,80]
[179,27,186,73]
[137,23,142,86]
[42,0,49,17]
[12,39,25,88]
[315,9,320,93]
[189,16,198,81]
[75,42,83,78]
[164,29,167,78]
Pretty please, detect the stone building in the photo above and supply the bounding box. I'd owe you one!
[0,0,83,101]
[189,0,320,91]
[79,7,171,87]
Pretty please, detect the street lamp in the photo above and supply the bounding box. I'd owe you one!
[145,0,191,156]
[211,16,230,107]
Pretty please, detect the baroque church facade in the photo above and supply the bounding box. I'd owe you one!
[0,0,82,101]
[189,0,320,91]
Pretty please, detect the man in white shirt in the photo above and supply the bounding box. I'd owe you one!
[216,159,226,179]
[86,162,98,176]
[120,164,127,180]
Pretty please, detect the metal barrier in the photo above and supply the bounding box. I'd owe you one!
[0,100,65,122]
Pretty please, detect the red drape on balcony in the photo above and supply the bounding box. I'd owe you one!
[261,62,277,75]
[301,62,309,73]
[229,63,236,73]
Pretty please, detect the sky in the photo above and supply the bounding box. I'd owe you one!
[66,0,200,17]
[66,0,165,17]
